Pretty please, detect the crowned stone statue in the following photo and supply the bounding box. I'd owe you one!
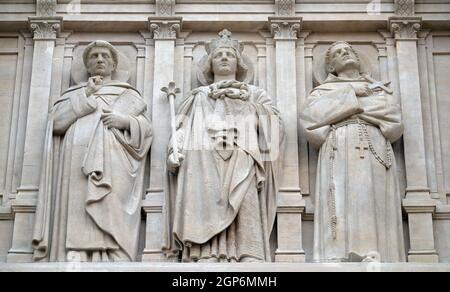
[162,30,285,263]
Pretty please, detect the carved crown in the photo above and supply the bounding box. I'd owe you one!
[206,30,243,55]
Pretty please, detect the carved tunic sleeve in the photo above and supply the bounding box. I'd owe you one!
[252,87,285,148]
[300,85,362,148]
[358,93,404,143]
[53,87,97,135]
[112,113,153,161]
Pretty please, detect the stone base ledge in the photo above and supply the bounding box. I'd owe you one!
[0,263,449,272]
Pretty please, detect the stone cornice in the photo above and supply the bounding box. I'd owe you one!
[269,17,302,41]
[277,193,306,214]
[434,205,450,220]
[403,198,437,214]
[148,17,183,40]
[28,16,63,41]
[0,207,13,220]
[389,17,422,41]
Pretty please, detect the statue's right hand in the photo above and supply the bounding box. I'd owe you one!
[351,83,373,97]
[167,152,184,174]
[85,76,103,97]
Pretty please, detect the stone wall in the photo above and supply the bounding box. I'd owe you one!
[0,0,449,264]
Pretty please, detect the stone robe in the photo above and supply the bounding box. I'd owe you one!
[32,82,153,262]
[300,74,406,263]
[163,82,284,262]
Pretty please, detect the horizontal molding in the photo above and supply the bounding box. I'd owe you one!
[0,207,13,220]
[2,262,449,272]
[434,205,450,220]
[0,48,19,55]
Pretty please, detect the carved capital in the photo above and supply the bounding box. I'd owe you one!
[29,17,62,40]
[37,0,57,17]
[275,0,295,17]
[269,17,302,40]
[156,0,176,16]
[148,17,182,40]
[395,0,415,16]
[389,17,422,40]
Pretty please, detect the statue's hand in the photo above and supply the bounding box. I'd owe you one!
[85,76,104,97]
[167,152,184,174]
[352,83,373,97]
[101,108,131,130]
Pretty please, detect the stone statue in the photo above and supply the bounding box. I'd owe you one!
[32,41,153,262]
[162,30,285,263]
[301,42,405,262]
[300,41,406,263]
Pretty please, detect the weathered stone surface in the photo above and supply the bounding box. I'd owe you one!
[31,40,153,263]
[300,42,405,263]
[163,30,284,263]
[0,0,449,271]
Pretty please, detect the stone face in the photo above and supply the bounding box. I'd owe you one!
[0,0,450,270]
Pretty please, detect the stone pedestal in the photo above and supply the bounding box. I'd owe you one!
[142,193,167,262]
[275,193,306,262]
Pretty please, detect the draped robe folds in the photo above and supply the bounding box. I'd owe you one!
[162,83,285,262]
[32,82,153,262]
[300,74,406,263]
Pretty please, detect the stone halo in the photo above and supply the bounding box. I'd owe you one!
[313,46,376,86]
[71,45,131,85]
[196,52,255,86]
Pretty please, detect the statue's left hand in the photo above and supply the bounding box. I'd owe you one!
[101,108,131,131]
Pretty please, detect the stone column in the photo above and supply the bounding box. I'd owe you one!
[389,16,439,263]
[142,16,182,262]
[8,16,62,263]
[269,17,305,263]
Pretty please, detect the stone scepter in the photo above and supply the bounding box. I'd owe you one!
[162,82,181,164]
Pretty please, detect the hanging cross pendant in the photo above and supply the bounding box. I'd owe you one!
[356,139,369,159]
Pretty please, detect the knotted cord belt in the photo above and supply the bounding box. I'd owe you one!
[327,118,393,240]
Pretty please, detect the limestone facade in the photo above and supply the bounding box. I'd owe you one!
[0,0,450,265]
